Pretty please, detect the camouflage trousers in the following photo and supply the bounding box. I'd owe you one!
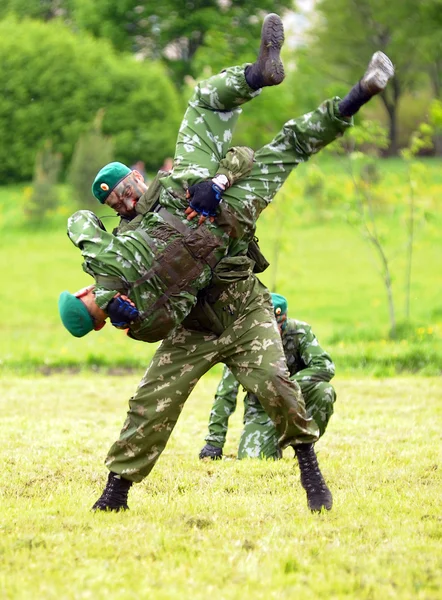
[206,368,336,459]
[106,279,321,482]
[238,381,336,459]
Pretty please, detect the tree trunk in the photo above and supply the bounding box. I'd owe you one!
[430,59,441,99]
[380,77,400,156]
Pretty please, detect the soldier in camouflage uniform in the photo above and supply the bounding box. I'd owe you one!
[63,14,394,513]
[200,293,336,460]
[59,146,256,342]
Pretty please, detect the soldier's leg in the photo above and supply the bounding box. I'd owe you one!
[222,99,353,227]
[165,14,285,185]
[92,327,222,511]
[223,52,394,228]
[285,380,337,513]
[222,296,319,447]
[299,380,337,438]
[201,366,240,458]
[237,393,280,460]
[220,293,333,512]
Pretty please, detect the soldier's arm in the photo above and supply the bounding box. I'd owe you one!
[216,146,255,187]
[185,146,255,223]
[291,321,335,384]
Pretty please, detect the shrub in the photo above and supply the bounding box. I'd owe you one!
[0,16,181,182]
[68,110,114,209]
[25,140,62,224]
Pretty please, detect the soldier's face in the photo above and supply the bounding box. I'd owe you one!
[106,171,147,218]
[275,311,287,334]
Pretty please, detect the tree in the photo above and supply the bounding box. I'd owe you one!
[72,0,293,85]
[0,0,72,21]
[305,0,440,154]
[25,140,62,225]
[0,17,181,181]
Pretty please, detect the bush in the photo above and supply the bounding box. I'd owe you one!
[25,140,62,224]
[68,109,114,209]
[0,16,182,182]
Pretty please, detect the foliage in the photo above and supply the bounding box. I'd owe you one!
[0,373,441,598]
[68,110,114,209]
[0,16,181,182]
[72,0,293,85]
[0,0,72,20]
[25,140,62,225]
[304,0,441,154]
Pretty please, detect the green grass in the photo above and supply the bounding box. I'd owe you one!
[0,156,441,373]
[1,373,441,599]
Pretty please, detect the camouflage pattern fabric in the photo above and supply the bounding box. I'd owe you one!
[203,366,240,449]
[69,64,351,343]
[102,65,350,481]
[105,283,322,482]
[159,64,353,259]
[67,210,203,342]
[205,319,336,459]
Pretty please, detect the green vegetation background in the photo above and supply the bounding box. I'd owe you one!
[1,154,440,375]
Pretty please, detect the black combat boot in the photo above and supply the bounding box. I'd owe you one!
[91,472,133,512]
[294,444,333,512]
[338,51,394,117]
[245,13,285,90]
[199,443,223,460]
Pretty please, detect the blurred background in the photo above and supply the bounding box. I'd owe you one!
[0,0,441,375]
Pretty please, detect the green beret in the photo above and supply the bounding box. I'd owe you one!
[92,162,131,204]
[271,293,288,316]
[58,291,94,338]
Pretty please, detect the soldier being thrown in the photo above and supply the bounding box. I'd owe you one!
[59,14,394,513]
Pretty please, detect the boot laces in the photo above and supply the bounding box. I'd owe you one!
[296,445,328,492]
[95,473,131,509]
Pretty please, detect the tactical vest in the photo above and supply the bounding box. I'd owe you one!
[120,169,270,274]
[98,170,270,341]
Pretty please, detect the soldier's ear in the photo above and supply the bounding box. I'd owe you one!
[132,170,144,183]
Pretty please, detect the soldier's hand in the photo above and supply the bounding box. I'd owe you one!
[107,294,139,329]
[185,180,223,225]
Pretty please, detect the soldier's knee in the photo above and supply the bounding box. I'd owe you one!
[320,382,337,405]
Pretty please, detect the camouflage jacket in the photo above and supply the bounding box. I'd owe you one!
[281,319,335,384]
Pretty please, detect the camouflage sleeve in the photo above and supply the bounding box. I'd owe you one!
[80,263,118,310]
[68,210,120,310]
[292,322,335,384]
[216,146,255,187]
[93,287,117,310]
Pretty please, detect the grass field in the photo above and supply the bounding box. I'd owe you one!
[1,373,441,599]
[1,157,441,598]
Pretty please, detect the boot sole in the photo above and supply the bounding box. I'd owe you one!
[257,13,285,85]
[362,51,394,94]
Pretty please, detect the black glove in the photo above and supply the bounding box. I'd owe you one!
[187,180,224,217]
[107,296,139,328]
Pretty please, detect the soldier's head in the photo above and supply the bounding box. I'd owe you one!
[58,285,107,338]
[92,162,148,219]
[271,293,288,333]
